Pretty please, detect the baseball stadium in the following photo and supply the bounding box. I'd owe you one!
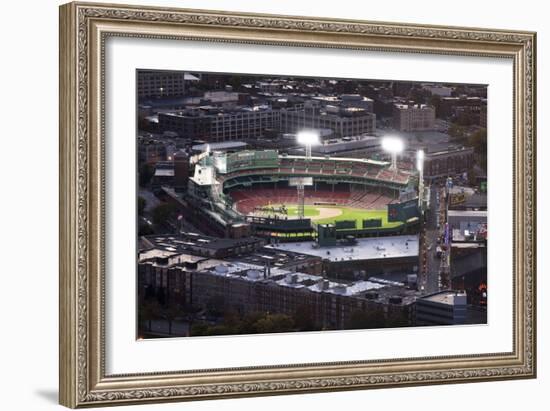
[186,146,421,241]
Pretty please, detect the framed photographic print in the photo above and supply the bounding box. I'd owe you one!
[59,2,537,408]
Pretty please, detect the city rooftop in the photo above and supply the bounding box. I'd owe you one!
[420,290,467,305]
[265,235,419,262]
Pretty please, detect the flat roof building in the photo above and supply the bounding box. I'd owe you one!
[137,70,199,99]
[393,103,436,132]
[140,232,265,259]
[265,235,419,263]
[280,101,376,138]
[265,235,420,280]
[159,106,280,142]
[416,290,467,326]
[411,145,475,181]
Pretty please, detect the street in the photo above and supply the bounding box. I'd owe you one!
[419,184,445,294]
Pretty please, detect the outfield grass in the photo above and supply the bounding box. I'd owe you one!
[282,206,320,217]
[283,205,403,229]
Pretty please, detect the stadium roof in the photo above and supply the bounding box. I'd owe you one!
[309,136,380,155]
[448,210,487,218]
[265,235,419,262]
[192,141,248,152]
[282,154,389,166]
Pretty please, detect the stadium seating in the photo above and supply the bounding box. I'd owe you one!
[219,155,409,217]
[218,156,413,188]
[229,187,394,215]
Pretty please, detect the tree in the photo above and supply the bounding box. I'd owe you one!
[468,128,487,170]
[228,75,244,90]
[152,203,177,226]
[293,305,317,331]
[385,310,410,328]
[190,323,209,336]
[237,312,266,334]
[468,128,487,154]
[448,123,468,143]
[254,314,295,334]
[163,304,181,335]
[222,308,241,327]
[346,308,386,330]
[205,325,236,336]
[456,111,475,126]
[429,94,442,118]
[139,300,162,333]
[408,86,430,104]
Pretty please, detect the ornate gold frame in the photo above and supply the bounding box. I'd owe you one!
[59,2,536,408]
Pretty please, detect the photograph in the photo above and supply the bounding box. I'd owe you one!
[136,71,488,339]
[55,2,536,407]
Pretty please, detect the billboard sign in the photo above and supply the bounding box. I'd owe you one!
[335,220,356,230]
[387,199,420,222]
[362,218,382,228]
[449,192,466,206]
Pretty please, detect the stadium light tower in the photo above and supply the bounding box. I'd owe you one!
[417,149,425,210]
[381,136,404,170]
[297,130,320,161]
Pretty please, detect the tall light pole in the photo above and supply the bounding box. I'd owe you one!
[381,136,404,170]
[296,130,320,161]
[417,149,425,210]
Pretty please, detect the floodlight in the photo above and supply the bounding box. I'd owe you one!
[416,149,425,171]
[416,149,425,211]
[381,136,404,170]
[297,130,320,161]
[296,130,320,146]
[381,136,404,154]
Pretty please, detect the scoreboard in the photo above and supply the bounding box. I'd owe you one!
[224,150,279,173]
